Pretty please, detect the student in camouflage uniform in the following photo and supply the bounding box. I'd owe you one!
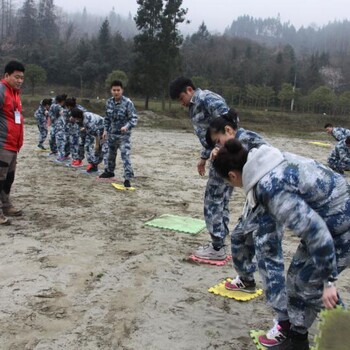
[99,80,137,187]
[65,98,87,167]
[34,98,52,150]
[213,139,350,350]
[70,108,108,173]
[324,123,350,141]
[48,94,67,159]
[327,136,350,174]
[206,111,288,347]
[169,76,231,260]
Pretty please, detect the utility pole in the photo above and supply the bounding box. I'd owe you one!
[290,72,297,112]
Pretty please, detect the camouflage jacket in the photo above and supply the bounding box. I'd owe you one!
[104,96,137,135]
[189,88,228,159]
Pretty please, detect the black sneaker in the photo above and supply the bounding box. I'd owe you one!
[273,331,309,350]
[99,171,115,178]
[124,180,131,188]
[38,144,46,150]
[86,164,98,173]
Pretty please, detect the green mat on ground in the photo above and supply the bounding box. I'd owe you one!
[144,214,206,235]
[314,307,350,350]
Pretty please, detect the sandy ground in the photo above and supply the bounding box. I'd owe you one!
[0,122,349,350]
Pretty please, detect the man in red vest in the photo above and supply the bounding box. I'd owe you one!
[0,61,25,225]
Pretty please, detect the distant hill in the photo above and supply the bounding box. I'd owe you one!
[225,15,350,55]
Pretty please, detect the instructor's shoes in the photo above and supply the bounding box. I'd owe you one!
[99,171,115,179]
[0,213,11,225]
[259,320,289,347]
[2,206,22,217]
[193,244,226,260]
[270,331,309,350]
[225,276,257,293]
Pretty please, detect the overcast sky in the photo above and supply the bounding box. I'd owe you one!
[53,0,349,33]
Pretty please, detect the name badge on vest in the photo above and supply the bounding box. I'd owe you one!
[15,110,21,124]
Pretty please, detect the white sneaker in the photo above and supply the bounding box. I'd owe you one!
[258,319,288,347]
[225,276,257,293]
[194,244,226,260]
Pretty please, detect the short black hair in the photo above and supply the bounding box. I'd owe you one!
[346,136,350,145]
[169,76,196,99]
[4,60,25,74]
[42,98,52,106]
[70,107,84,119]
[55,94,67,103]
[111,80,123,89]
[65,97,77,108]
[324,123,333,128]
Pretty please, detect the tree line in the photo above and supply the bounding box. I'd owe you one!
[1,0,350,114]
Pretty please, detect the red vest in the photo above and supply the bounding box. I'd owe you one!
[0,79,24,152]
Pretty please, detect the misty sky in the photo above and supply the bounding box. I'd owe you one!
[53,0,349,32]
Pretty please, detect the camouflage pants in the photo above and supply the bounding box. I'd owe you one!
[86,136,109,167]
[107,134,134,180]
[37,120,48,145]
[287,230,350,333]
[49,125,57,153]
[78,130,94,162]
[65,123,80,160]
[54,125,66,158]
[204,165,233,248]
[327,149,350,172]
[232,207,288,321]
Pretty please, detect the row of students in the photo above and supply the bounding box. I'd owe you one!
[169,77,350,350]
[34,80,138,187]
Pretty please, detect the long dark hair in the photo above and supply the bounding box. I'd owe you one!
[213,138,248,179]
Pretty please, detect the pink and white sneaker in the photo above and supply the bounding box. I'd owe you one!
[258,320,288,347]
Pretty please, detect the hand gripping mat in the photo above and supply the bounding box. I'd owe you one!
[309,141,332,148]
[144,214,205,235]
[313,307,350,350]
[189,254,232,266]
[208,279,263,301]
[250,330,267,350]
[111,183,136,191]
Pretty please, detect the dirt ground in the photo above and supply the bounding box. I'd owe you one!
[0,121,349,350]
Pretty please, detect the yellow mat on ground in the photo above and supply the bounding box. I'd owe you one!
[250,330,267,350]
[111,183,136,191]
[208,278,263,301]
[308,141,332,148]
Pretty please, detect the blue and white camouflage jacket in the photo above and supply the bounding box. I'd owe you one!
[104,96,137,135]
[331,127,350,141]
[49,103,65,128]
[34,105,48,124]
[189,88,228,159]
[243,145,350,282]
[236,128,268,150]
[329,139,350,170]
[83,112,104,137]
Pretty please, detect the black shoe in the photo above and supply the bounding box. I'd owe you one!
[275,331,309,350]
[87,164,98,173]
[99,171,115,179]
[124,180,131,188]
[38,144,46,150]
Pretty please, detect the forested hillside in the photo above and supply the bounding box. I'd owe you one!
[1,1,350,114]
